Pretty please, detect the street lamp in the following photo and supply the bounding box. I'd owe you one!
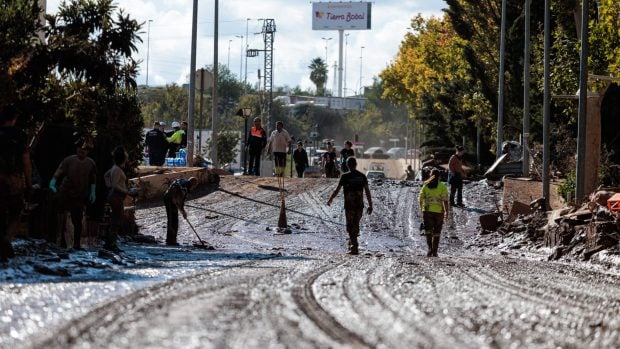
[237,107,252,174]
[244,18,250,94]
[146,19,153,86]
[359,45,365,95]
[321,37,332,64]
[227,39,232,68]
[235,35,243,80]
[344,33,349,97]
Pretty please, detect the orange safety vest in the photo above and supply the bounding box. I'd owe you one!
[250,127,264,137]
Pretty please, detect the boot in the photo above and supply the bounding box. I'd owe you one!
[431,236,440,257]
[0,238,14,262]
[73,230,82,250]
[426,235,433,257]
[347,236,359,255]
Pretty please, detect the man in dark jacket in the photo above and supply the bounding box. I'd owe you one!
[0,111,32,262]
[292,141,309,178]
[163,177,198,245]
[145,121,168,166]
[246,117,267,176]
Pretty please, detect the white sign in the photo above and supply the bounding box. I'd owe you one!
[312,2,371,30]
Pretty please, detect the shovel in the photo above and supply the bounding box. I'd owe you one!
[184,216,214,250]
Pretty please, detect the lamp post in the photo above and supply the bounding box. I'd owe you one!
[235,35,243,79]
[237,108,252,174]
[344,33,349,97]
[359,46,365,95]
[146,19,153,86]
[227,39,232,68]
[244,18,250,94]
[321,37,332,64]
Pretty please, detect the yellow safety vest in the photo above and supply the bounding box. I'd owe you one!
[419,182,449,213]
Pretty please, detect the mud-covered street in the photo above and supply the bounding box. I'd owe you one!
[3,176,620,348]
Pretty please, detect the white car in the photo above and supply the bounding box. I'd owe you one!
[387,147,406,159]
[363,147,387,158]
[366,170,386,180]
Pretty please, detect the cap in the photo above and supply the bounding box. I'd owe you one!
[171,121,180,128]
[297,141,303,145]
[159,121,167,126]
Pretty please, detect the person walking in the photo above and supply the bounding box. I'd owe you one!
[267,121,291,177]
[103,146,138,252]
[163,177,199,246]
[419,168,449,257]
[322,142,338,178]
[327,157,373,255]
[292,141,309,178]
[180,121,188,149]
[49,139,97,250]
[145,121,168,166]
[246,117,267,176]
[448,145,466,207]
[0,111,32,262]
[166,121,184,158]
[340,140,355,173]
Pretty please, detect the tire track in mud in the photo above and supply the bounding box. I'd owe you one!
[291,259,372,348]
[436,257,619,347]
[28,259,270,349]
[342,261,436,347]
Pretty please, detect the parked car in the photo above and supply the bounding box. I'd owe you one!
[387,147,406,159]
[363,146,388,159]
[366,170,386,180]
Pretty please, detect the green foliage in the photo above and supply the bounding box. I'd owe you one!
[206,130,240,167]
[308,57,328,96]
[557,171,576,203]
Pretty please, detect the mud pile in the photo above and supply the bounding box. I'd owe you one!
[478,191,620,262]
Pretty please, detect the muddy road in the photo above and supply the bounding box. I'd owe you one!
[5,176,620,348]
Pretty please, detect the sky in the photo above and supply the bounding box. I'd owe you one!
[45,0,446,95]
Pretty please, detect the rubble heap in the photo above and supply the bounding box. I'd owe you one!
[479,191,620,262]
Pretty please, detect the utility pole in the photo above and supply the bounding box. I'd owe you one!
[359,46,365,95]
[497,0,507,159]
[211,0,219,167]
[344,33,349,97]
[146,19,153,86]
[523,0,531,176]
[235,35,243,79]
[542,0,551,209]
[187,1,197,165]
[576,0,589,202]
[244,18,250,94]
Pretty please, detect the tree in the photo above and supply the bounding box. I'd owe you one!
[308,57,328,96]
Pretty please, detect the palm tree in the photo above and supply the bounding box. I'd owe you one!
[308,57,328,96]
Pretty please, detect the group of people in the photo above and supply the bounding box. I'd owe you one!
[1,102,468,261]
[144,120,187,166]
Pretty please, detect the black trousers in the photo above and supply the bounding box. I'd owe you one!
[449,173,463,205]
[248,150,261,176]
[296,165,305,178]
[163,192,178,244]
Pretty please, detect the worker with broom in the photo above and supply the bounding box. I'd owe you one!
[163,177,198,246]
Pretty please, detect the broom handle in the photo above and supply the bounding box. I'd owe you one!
[184,217,206,246]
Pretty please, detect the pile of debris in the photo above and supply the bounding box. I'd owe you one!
[478,191,620,262]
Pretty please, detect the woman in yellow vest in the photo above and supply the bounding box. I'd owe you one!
[419,168,450,257]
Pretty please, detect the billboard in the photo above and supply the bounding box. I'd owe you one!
[312,2,371,30]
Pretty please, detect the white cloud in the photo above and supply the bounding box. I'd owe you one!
[45,0,445,91]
